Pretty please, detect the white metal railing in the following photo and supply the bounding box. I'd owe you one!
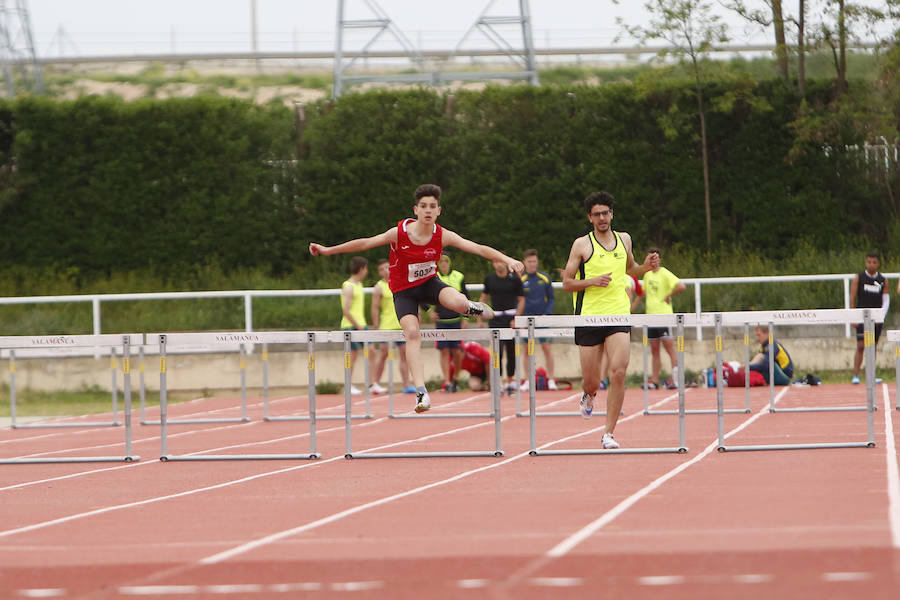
[0,273,895,341]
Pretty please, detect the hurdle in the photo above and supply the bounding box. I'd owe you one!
[716,309,877,452]
[149,332,321,461]
[889,329,900,410]
[642,320,753,416]
[516,314,691,455]
[0,334,141,464]
[370,327,513,420]
[343,328,505,458]
[261,333,372,422]
[4,342,125,429]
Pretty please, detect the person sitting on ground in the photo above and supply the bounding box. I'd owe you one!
[449,341,492,392]
[748,325,794,385]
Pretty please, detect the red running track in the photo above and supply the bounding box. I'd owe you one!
[0,382,899,599]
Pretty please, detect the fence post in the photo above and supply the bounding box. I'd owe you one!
[694,282,703,341]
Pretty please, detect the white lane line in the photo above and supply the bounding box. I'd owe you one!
[822,571,872,582]
[638,575,685,586]
[457,579,489,588]
[882,383,900,548]
[528,577,583,587]
[194,395,674,566]
[15,590,66,598]
[544,387,789,558]
[118,585,199,595]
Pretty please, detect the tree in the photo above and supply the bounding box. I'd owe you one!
[721,0,790,80]
[615,0,729,245]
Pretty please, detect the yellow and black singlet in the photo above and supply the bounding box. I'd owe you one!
[573,230,630,316]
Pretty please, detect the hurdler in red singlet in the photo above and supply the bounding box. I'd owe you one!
[309,184,523,414]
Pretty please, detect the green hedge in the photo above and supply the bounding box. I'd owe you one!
[0,81,895,288]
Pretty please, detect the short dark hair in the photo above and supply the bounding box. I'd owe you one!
[415,184,442,202]
[866,252,880,261]
[349,256,368,275]
[377,258,389,267]
[584,191,614,213]
[523,249,538,259]
[647,247,660,255]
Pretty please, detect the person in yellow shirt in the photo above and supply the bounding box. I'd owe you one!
[561,191,657,449]
[340,256,368,396]
[370,259,415,394]
[634,248,686,390]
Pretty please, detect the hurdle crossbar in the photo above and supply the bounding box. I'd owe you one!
[344,328,505,459]
[516,315,691,455]
[716,310,877,452]
[149,332,320,461]
[0,334,141,464]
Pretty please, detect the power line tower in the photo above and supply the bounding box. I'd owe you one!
[0,0,42,97]
[333,0,538,98]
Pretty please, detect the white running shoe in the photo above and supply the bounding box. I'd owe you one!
[601,432,619,449]
[369,382,388,394]
[579,392,593,419]
[349,385,363,396]
[520,380,530,392]
[465,301,495,320]
[415,391,431,413]
[548,378,558,391]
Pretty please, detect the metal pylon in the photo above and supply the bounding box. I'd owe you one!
[0,0,42,97]
[333,0,538,98]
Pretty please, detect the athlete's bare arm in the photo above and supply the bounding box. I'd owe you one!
[309,228,397,256]
[442,229,524,276]
[371,284,383,329]
[622,231,658,279]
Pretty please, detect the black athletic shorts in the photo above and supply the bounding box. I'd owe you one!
[393,276,450,320]
[855,322,883,342]
[574,326,631,347]
[647,326,672,340]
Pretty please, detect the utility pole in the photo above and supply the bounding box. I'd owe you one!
[0,0,42,97]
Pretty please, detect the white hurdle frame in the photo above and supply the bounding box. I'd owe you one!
[342,327,507,458]
[150,332,321,461]
[884,329,900,411]
[261,332,372,422]
[515,314,693,455]
[5,344,124,429]
[641,322,753,416]
[0,334,141,464]
[716,309,877,452]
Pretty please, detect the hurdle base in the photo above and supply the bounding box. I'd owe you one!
[717,442,875,452]
[160,453,321,461]
[0,455,140,464]
[345,450,504,459]
[143,418,250,425]
[390,412,494,419]
[769,406,874,413]
[529,447,688,456]
[12,421,120,429]
[645,409,750,415]
[515,411,619,418]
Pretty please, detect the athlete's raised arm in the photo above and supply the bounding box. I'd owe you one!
[442,229,524,276]
[309,228,397,256]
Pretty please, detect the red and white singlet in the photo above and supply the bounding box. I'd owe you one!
[388,218,444,293]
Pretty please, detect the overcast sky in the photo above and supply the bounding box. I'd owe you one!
[28,0,771,58]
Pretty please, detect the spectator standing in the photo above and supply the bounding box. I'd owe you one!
[339,256,368,396]
[519,249,558,391]
[479,259,525,394]
[851,252,889,384]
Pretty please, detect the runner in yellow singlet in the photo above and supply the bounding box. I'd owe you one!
[561,191,658,449]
